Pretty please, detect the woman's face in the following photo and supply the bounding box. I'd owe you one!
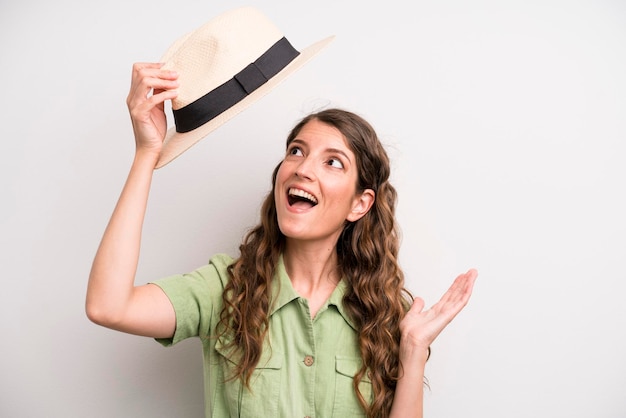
[274,119,374,245]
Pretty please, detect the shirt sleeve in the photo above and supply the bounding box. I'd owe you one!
[150,254,233,347]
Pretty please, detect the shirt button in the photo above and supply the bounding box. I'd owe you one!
[303,355,314,366]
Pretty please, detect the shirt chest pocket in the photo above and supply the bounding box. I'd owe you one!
[333,356,371,417]
[215,339,283,417]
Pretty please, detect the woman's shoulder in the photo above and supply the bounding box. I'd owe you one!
[208,253,235,270]
[200,253,236,286]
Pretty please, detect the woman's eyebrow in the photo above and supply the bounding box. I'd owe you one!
[289,138,307,147]
[326,148,352,163]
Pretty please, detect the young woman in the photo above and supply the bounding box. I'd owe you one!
[86,63,477,418]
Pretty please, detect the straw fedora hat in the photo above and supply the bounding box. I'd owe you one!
[155,6,334,168]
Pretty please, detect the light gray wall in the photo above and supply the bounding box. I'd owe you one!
[2,0,625,417]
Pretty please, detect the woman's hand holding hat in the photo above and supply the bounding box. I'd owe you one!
[126,62,179,163]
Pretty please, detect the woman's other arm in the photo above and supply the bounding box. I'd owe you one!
[390,269,478,418]
[85,63,179,338]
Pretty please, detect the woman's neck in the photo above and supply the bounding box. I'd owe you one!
[283,240,341,317]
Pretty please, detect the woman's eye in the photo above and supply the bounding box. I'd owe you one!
[288,147,303,156]
[328,158,344,169]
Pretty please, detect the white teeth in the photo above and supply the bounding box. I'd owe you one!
[288,188,318,204]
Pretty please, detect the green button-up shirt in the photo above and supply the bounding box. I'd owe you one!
[153,253,371,417]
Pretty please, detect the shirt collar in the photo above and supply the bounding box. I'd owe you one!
[269,254,358,331]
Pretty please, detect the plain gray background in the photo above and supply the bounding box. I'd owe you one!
[2,0,625,417]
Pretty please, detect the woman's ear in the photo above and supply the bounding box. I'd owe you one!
[347,189,375,222]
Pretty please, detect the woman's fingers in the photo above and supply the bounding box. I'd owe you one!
[127,63,163,101]
[130,87,178,118]
[434,269,477,313]
[410,296,425,314]
[127,63,178,109]
[432,269,477,323]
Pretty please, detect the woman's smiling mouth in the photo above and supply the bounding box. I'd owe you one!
[287,188,318,208]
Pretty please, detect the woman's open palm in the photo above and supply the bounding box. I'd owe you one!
[400,269,478,350]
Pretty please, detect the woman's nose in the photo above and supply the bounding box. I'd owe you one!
[295,158,315,180]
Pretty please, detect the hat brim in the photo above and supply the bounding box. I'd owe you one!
[155,35,335,169]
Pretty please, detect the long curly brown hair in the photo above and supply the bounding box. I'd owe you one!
[218,108,413,417]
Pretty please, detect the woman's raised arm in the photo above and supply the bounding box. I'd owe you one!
[85,63,179,338]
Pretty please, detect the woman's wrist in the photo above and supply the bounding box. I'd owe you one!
[399,340,431,367]
[134,147,161,168]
